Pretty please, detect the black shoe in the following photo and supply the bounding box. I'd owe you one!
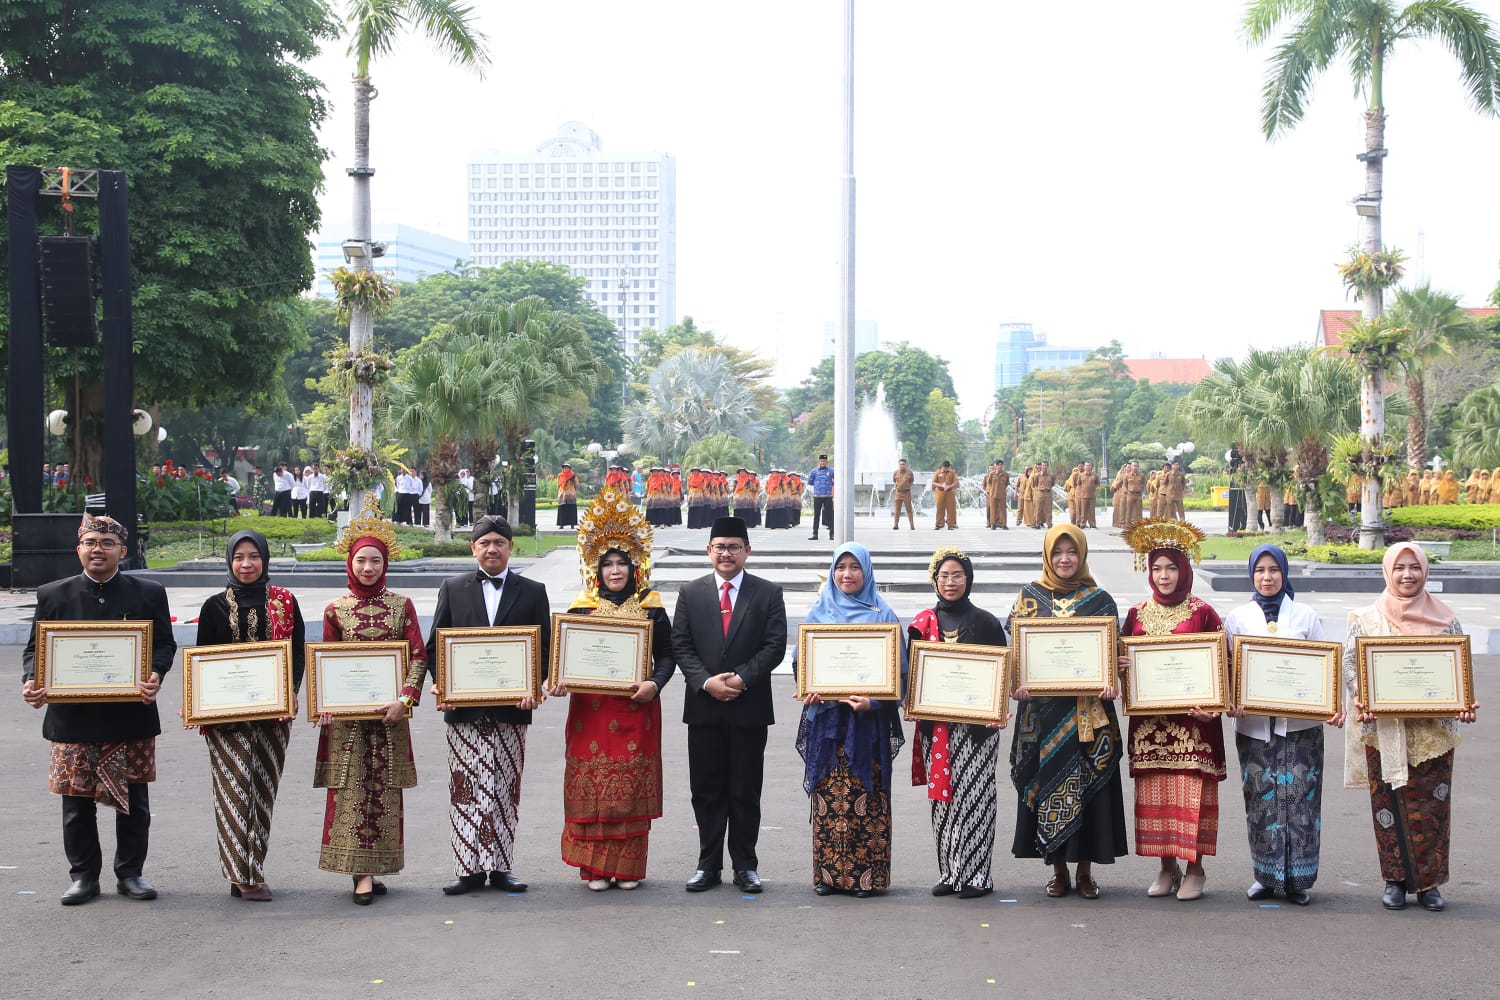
[1246,881,1275,901]
[1382,882,1407,910]
[442,873,487,896]
[1418,888,1445,912]
[957,885,993,899]
[931,882,957,897]
[116,876,157,900]
[852,889,876,898]
[732,869,763,893]
[489,870,528,892]
[371,879,388,896]
[807,535,819,540]
[61,878,100,906]
[686,870,722,892]
[1287,889,1312,907]
[813,883,836,896]
[353,888,374,906]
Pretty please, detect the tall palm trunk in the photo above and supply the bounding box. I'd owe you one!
[348,74,376,514]
[1357,105,1387,550]
[1406,373,1428,470]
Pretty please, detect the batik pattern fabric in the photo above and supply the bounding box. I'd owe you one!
[207,721,292,884]
[314,591,425,875]
[450,716,527,877]
[811,749,892,892]
[1236,727,1323,892]
[49,738,156,813]
[1366,747,1452,892]
[1008,583,1127,864]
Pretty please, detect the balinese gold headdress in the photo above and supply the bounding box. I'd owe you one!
[927,545,969,577]
[577,487,653,595]
[1122,517,1205,571]
[335,492,403,558]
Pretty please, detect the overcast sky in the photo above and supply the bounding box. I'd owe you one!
[303,1,1500,419]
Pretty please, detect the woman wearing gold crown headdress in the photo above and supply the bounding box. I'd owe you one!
[313,499,426,905]
[1119,517,1226,902]
[549,488,675,891]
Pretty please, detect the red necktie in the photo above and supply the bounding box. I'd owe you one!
[720,580,733,637]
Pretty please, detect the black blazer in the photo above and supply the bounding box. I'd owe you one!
[671,571,787,727]
[425,569,551,725]
[22,572,178,743]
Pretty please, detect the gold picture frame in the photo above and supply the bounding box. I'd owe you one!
[795,622,902,700]
[1011,616,1118,696]
[1355,634,1474,718]
[34,621,152,702]
[905,640,1009,725]
[1232,634,1342,721]
[434,627,543,707]
[305,641,411,721]
[550,613,651,696]
[181,640,295,726]
[1120,632,1229,715]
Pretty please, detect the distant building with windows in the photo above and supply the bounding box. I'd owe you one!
[821,320,880,358]
[311,223,467,299]
[1318,307,1497,350]
[993,322,1090,389]
[466,122,677,360]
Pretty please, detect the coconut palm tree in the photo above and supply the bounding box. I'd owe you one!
[1449,382,1500,470]
[339,0,488,509]
[1245,0,1500,546]
[1388,283,1481,469]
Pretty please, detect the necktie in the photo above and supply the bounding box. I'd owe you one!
[720,580,733,637]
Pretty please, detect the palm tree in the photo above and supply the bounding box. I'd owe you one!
[1387,283,1481,469]
[621,349,768,462]
[339,0,488,508]
[1449,382,1500,470]
[1245,0,1500,546]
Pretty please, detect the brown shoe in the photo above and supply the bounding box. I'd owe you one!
[236,883,273,902]
[1077,874,1100,900]
[1046,871,1071,898]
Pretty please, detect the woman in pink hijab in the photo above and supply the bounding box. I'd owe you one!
[1342,542,1479,913]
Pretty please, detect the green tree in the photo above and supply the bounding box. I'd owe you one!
[1450,382,1500,470]
[0,1,335,484]
[1387,283,1481,469]
[621,349,767,462]
[337,0,488,508]
[787,344,956,460]
[1246,0,1500,545]
[1017,426,1090,474]
[682,433,759,473]
[634,316,717,374]
[917,390,965,471]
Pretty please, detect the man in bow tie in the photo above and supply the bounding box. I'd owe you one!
[425,515,551,896]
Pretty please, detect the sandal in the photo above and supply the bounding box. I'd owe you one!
[1077,874,1100,900]
[1046,871,1072,898]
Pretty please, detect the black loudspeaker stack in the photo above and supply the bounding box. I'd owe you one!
[39,234,98,347]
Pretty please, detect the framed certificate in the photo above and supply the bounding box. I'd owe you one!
[1233,635,1342,721]
[795,622,902,700]
[1355,634,1474,718]
[181,640,295,726]
[305,642,410,721]
[434,627,543,707]
[1011,617,1118,695]
[551,614,651,696]
[34,621,152,702]
[1120,632,1229,715]
[905,640,1008,725]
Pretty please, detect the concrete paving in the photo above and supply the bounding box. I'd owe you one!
[2,508,1499,997]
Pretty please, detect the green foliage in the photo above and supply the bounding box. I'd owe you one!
[1016,426,1090,471]
[138,475,234,522]
[1449,383,1500,470]
[918,390,966,471]
[787,344,956,457]
[634,316,718,374]
[330,266,400,324]
[1388,504,1500,530]
[682,434,759,472]
[1338,248,1408,302]
[1292,543,1387,565]
[622,349,767,462]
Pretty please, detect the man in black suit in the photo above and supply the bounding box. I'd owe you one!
[21,514,178,906]
[672,515,787,893]
[425,515,551,895]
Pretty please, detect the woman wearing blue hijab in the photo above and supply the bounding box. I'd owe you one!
[1222,544,1343,906]
[794,543,906,897]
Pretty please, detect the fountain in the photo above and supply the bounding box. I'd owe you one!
[852,384,902,515]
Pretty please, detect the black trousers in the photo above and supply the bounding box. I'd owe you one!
[271,491,291,517]
[63,785,150,881]
[687,724,768,872]
[810,496,833,535]
[309,491,328,519]
[1227,488,1247,531]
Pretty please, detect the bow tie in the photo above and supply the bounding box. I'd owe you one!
[478,573,505,586]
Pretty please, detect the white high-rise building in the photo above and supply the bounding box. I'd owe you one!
[310,223,467,299]
[467,122,677,359]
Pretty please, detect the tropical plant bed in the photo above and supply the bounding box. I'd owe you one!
[1387,505,1500,531]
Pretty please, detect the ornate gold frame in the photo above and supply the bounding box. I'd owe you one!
[305,641,411,721]
[1011,616,1118,695]
[550,613,651,696]
[1120,632,1228,715]
[795,622,902,700]
[181,640,295,726]
[434,627,542,706]
[1355,634,1474,718]
[1232,634,1342,721]
[34,621,152,702]
[905,640,1009,725]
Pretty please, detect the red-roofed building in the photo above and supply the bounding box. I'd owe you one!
[1123,357,1212,384]
[1318,307,1498,349]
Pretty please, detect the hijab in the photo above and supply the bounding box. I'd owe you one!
[1036,524,1096,593]
[1145,547,1193,606]
[225,529,270,610]
[806,542,899,625]
[1376,542,1453,635]
[1247,543,1293,623]
[596,548,637,607]
[931,551,974,613]
[345,536,389,600]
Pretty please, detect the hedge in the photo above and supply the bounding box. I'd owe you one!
[1386,505,1500,531]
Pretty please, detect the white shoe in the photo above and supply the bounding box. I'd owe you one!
[1147,864,1182,898]
[1177,873,1206,901]
[587,879,612,892]
[616,880,639,890]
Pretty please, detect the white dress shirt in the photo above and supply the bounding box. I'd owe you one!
[1222,597,1328,740]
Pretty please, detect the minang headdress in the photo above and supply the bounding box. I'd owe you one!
[1122,517,1205,571]
[335,493,403,559]
[577,487,653,596]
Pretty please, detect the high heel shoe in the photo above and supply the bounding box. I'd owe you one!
[1148,863,1183,898]
[1177,873,1207,901]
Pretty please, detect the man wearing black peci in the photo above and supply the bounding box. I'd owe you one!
[672,516,788,893]
[21,514,178,906]
[425,515,552,896]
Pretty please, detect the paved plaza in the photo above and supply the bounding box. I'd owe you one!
[2,510,1497,998]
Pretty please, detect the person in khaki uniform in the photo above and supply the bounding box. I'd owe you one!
[1018,466,1033,527]
[1167,461,1187,520]
[1110,466,1127,527]
[1464,469,1482,502]
[1121,462,1145,527]
[1255,479,1272,529]
[1418,470,1435,505]
[1076,461,1100,528]
[1029,461,1055,528]
[1488,467,1500,505]
[891,459,916,530]
[983,460,1010,530]
[1062,463,1081,524]
[1436,470,1460,504]
[1145,469,1162,519]
[931,461,960,529]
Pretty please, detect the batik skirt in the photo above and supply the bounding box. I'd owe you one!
[1134,770,1219,862]
[1236,728,1323,891]
[207,720,292,885]
[924,725,1000,890]
[1366,747,1453,892]
[811,749,892,892]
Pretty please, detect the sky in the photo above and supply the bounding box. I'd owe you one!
[302,1,1500,420]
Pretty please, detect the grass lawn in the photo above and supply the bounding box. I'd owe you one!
[1198,530,1307,564]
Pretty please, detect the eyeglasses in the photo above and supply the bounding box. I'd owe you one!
[935,573,967,583]
[79,539,120,550]
[709,544,746,555]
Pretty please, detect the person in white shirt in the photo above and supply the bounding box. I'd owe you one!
[290,467,309,518]
[417,472,432,527]
[457,469,475,526]
[271,463,294,517]
[307,464,329,519]
[394,467,420,525]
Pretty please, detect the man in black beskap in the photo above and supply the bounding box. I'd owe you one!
[21,514,177,906]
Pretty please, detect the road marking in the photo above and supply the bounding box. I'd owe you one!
[709,950,741,955]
